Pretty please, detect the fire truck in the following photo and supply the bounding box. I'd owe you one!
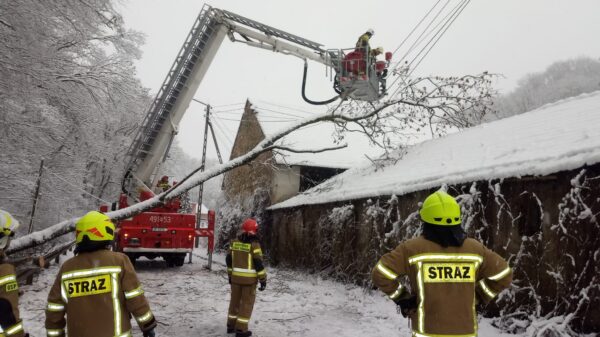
[114,5,392,268]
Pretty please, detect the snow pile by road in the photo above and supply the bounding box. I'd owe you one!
[20,249,513,337]
[270,91,600,210]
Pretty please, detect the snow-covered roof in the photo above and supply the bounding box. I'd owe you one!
[270,91,600,210]
[254,107,381,169]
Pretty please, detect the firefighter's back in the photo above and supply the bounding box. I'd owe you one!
[56,250,133,336]
[402,236,497,335]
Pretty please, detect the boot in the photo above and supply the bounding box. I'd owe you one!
[235,330,252,337]
[227,326,235,333]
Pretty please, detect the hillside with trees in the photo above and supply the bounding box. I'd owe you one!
[0,1,148,232]
[494,57,600,118]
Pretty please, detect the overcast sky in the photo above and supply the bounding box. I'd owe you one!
[119,0,600,160]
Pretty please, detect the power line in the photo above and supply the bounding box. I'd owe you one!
[388,0,471,100]
[395,0,451,68]
[212,107,246,114]
[257,100,318,115]
[407,0,470,73]
[253,106,307,119]
[211,102,245,108]
[211,116,235,147]
[392,0,444,56]
[214,116,295,123]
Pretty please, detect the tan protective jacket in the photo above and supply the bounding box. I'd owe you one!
[0,263,24,337]
[45,249,156,337]
[372,236,512,337]
[227,239,267,286]
[355,33,371,50]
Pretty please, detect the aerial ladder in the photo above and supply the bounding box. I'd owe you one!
[116,5,392,267]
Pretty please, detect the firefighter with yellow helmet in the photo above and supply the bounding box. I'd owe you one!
[45,211,157,337]
[0,210,26,337]
[226,218,267,337]
[372,191,513,337]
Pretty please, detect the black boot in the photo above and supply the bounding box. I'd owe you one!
[227,326,235,333]
[235,330,252,337]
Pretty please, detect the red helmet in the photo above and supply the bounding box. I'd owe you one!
[242,218,258,235]
[160,175,169,182]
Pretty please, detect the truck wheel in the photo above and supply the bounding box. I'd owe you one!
[126,254,136,267]
[164,256,175,268]
[174,255,185,267]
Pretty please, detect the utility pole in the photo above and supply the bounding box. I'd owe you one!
[196,103,211,249]
[207,120,224,165]
[28,159,44,234]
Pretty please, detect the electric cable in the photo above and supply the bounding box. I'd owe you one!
[392,0,444,56]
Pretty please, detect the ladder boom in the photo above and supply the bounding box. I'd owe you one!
[123,5,332,193]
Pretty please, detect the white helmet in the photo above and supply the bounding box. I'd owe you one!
[367,28,374,35]
[0,210,20,250]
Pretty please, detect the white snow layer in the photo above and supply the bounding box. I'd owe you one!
[270,91,600,210]
[20,249,510,337]
[255,108,382,169]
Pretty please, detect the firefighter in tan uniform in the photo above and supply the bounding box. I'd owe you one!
[0,210,26,337]
[372,191,513,337]
[45,211,157,337]
[226,218,267,337]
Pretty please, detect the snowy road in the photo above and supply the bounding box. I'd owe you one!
[20,249,509,337]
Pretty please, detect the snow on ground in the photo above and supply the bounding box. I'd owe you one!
[21,249,510,337]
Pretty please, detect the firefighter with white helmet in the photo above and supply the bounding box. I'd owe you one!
[0,210,26,337]
[45,211,157,337]
[226,218,267,337]
[372,190,513,336]
[355,28,374,56]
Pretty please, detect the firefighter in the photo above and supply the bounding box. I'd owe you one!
[226,218,267,337]
[0,210,26,337]
[157,175,171,193]
[45,211,157,337]
[372,191,513,337]
[355,28,374,56]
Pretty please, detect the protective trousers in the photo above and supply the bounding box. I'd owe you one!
[227,283,256,332]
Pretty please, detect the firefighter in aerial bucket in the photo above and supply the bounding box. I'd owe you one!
[355,28,374,57]
[372,190,513,337]
[226,218,267,337]
[157,175,171,193]
[45,211,157,337]
[0,210,27,337]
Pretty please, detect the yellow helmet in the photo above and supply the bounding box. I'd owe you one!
[75,211,115,244]
[419,191,461,226]
[0,210,20,250]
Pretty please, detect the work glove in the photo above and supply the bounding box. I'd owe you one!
[258,279,267,291]
[143,329,156,337]
[394,294,417,318]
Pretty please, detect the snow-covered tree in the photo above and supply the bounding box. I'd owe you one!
[0,0,148,231]
[494,57,600,119]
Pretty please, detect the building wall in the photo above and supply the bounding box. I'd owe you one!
[266,164,600,333]
[222,102,275,203]
[271,165,300,204]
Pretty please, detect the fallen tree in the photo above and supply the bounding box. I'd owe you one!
[7,72,496,254]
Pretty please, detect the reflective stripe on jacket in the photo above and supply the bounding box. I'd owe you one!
[45,249,156,337]
[372,236,512,336]
[227,238,267,285]
[0,263,24,337]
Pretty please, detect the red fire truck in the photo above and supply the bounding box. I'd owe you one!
[101,191,215,267]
